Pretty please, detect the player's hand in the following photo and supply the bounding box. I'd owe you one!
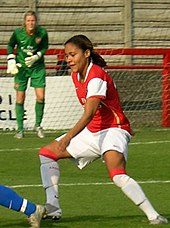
[57,136,71,152]
[7,54,19,75]
[25,52,42,67]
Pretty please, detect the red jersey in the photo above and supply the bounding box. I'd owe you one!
[71,62,132,134]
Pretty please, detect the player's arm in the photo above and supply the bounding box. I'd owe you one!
[68,97,101,137]
[25,29,49,67]
[7,31,19,75]
[66,77,106,139]
[57,97,101,151]
[38,29,49,55]
[58,77,106,151]
[7,31,17,54]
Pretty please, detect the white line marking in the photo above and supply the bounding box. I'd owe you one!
[1,139,170,189]
[0,148,40,152]
[130,140,170,145]
[0,140,170,153]
[9,180,170,189]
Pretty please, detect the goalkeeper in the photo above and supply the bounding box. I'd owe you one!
[7,10,49,139]
[38,35,168,224]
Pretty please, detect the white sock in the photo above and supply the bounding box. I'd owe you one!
[139,199,159,220]
[113,174,159,220]
[39,155,61,209]
[46,185,60,207]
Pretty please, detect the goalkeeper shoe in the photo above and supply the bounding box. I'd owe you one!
[14,131,24,139]
[149,215,168,225]
[28,205,46,228]
[43,203,62,220]
[34,126,45,138]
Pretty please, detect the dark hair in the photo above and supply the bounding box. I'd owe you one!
[64,34,107,68]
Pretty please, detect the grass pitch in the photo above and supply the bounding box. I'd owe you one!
[0,128,170,227]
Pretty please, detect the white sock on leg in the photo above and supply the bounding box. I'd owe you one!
[113,174,159,220]
[39,155,61,210]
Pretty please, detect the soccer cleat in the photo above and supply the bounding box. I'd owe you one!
[14,131,24,139]
[34,126,45,138]
[149,215,168,225]
[28,204,46,228]
[43,203,62,220]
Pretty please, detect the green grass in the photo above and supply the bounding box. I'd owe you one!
[0,128,170,227]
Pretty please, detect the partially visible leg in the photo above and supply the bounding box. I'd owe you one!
[39,153,62,219]
[15,91,25,139]
[0,183,46,228]
[35,100,45,127]
[39,145,72,220]
[15,103,24,131]
[0,184,35,216]
[103,151,168,224]
[34,88,45,138]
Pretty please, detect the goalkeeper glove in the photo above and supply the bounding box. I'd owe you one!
[7,54,19,75]
[25,52,42,67]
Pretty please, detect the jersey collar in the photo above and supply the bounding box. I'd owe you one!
[78,62,93,82]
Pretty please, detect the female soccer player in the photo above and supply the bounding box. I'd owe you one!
[39,34,168,224]
[7,10,49,139]
[0,184,45,227]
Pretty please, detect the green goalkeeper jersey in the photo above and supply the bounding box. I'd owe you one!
[7,26,48,68]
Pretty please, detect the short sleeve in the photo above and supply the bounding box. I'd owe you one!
[86,77,107,99]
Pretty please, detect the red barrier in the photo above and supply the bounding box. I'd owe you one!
[1,48,170,127]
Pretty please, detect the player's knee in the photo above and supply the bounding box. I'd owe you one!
[109,168,129,188]
[16,102,24,105]
[39,147,59,161]
[113,174,130,188]
[36,98,45,103]
[113,175,147,205]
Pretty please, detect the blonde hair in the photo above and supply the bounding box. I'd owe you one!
[23,10,37,26]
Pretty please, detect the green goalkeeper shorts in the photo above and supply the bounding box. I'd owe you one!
[14,65,46,91]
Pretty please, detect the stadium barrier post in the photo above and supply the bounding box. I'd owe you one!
[162,53,170,127]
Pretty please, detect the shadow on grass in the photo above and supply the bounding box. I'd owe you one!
[1,214,169,227]
[41,214,170,227]
[0,220,29,228]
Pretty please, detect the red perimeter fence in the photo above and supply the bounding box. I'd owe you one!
[1,48,170,127]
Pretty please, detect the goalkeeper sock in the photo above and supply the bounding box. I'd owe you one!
[0,185,36,216]
[16,103,24,131]
[35,100,45,127]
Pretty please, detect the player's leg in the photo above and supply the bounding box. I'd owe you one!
[14,69,28,139]
[101,128,168,224]
[0,185,45,227]
[15,90,25,139]
[39,151,62,219]
[103,150,168,224]
[39,128,99,220]
[0,184,35,215]
[34,87,45,138]
[31,67,46,138]
[39,140,72,220]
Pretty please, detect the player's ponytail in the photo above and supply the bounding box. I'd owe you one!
[91,50,107,68]
[64,34,107,68]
